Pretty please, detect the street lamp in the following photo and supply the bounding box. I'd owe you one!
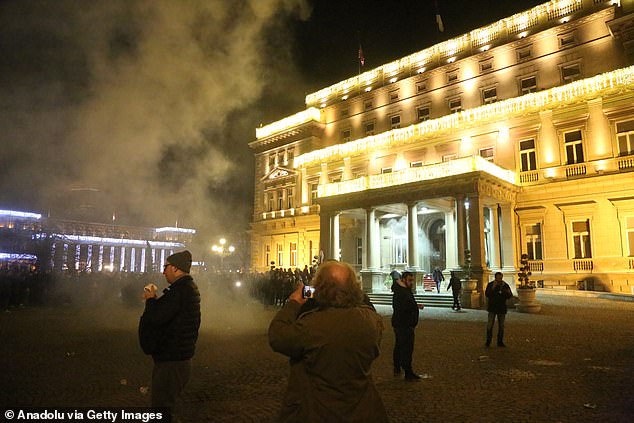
[211,238,235,272]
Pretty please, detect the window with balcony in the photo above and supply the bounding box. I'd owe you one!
[561,63,581,83]
[390,115,401,129]
[267,192,274,212]
[519,139,537,171]
[572,220,592,258]
[520,76,537,95]
[564,130,584,164]
[616,119,634,156]
[525,223,543,260]
[482,87,497,105]
[417,106,430,122]
[449,98,462,113]
[289,242,297,267]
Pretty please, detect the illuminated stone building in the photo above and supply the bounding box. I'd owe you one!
[0,208,195,273]
[250,0,634,298]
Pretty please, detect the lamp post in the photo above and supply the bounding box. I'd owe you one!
[211,238,235,272]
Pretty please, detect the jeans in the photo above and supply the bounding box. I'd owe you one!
[393,326,415,373]
[486,312,506,345]
[152,359,192,420]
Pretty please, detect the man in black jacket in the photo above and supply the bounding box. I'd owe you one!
[139,250,201,416]
[391,271,424,381]
[485,272,513,347]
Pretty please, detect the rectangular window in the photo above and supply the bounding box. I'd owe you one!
[416,81,427,93]
[525,223,543,260]
[517,47,532,61]
[310,183,319,204]
[627,216,634,257]
[265,244,270,267]
[479,147,495,161]
[286,187,293,209]
[417,106,430,122]
[519,139,537,171]
[267,192,275,212]
[520,76,537,95]
[277,189,284,210]
[480,60,493,73]
[389,90,399,102]
[616,120,634,156]
[572,220,592,258]
[289,242,297,267]
[342,129,351,142]
[410,161,423,168]
[447,70,458,83]
[449,98,462,113]
[277,243,284,267]
[364,100,373,111]
[564,130,584,164]
[268,154,275,169]
[482,87,497,104]
[356,237,363,265]
[559,32,576,48]
[287,149,294,164]
[341,108,349,118]
[443,154,457,162]
[278,150,286,166]
[390,115,401,129]
[364,121,375,136]
[381,167,393,174]
[562,64,581,83]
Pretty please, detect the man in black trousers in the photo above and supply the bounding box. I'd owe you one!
[139,250,201,420]
[391,271,424,381]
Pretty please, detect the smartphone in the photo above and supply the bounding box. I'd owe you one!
[302,285,315,299]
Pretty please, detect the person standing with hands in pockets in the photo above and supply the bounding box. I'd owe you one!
[485,272,513,347]
[392,271,424,381]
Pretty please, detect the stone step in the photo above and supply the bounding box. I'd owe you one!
[367,292,455,308]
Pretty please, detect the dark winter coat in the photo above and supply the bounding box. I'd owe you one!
[447,276,462,295]
[391,283,419,328]
[485,280,513,314]
[269,301,388,423]
[138,275,201,362]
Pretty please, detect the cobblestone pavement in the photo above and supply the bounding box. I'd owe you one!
[1,291,633,422]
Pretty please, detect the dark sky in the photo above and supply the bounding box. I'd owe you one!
[0,0,541,240]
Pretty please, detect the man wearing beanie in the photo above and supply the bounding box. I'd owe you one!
[139,250,201,420]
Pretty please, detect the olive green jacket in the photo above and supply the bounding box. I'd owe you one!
[269,301,388,423]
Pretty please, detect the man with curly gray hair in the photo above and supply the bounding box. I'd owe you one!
[268,260,388,423]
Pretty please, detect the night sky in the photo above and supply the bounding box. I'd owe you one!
[0,0,541,240]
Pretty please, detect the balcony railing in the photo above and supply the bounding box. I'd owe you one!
[573,259,594,272]
[528,260,544,272]
[519,170,539,184]
[565,163,587,178]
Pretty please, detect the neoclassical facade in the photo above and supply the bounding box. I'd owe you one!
[250,0,634,297]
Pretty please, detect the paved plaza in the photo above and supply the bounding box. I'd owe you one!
[1,291,633,422]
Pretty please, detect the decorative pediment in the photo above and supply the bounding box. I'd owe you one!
[262,167,297,181]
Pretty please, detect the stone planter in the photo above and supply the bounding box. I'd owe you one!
[517,288,541,313]
[460,278,480,309]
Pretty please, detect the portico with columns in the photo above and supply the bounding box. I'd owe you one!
[317,167,518,302]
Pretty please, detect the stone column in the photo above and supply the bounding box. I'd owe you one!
[319,212,331,262]
[467,195,486,290]
[361,207,384,292]
[491,204,502,269]
[586,98,612,160]
[538,110,560,167]
[320,163,329,185]
[407,202,419,269]
[330,213,340,261]
[499,203,516,272]
[301,168,309,205]
[343,157,353,181]
[456,196,467,267]
[445,208,458,270]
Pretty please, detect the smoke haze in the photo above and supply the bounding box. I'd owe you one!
[0,0,311,237]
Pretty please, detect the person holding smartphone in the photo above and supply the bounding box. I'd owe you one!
[268,261,388,423]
